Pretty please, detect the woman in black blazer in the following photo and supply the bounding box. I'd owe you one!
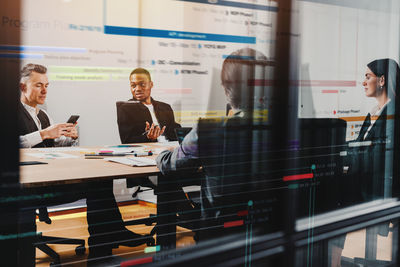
[331,59,400,266]
[354,58,400,202]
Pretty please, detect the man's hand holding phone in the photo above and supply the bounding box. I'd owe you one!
[63,115,79,139]
[63,123,79,139]
[39,115,80,140]
[40,123,73,140]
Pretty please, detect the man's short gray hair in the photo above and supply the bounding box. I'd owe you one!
[20,63,47,83]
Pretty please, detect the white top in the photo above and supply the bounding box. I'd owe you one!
[143,103,167,142]
[19,101,78,148]
[363,99,391,140]
[143,103,160,126]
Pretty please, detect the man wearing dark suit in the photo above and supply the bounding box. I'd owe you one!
[18,63,151,261]
[155,48,283,241]
[116,68,194,226]
[117,68,180,144]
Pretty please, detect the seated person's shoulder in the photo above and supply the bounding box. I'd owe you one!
[198,116,252,136]
[153,99,173,109]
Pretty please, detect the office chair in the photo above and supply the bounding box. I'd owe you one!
[18,181,87,266]
[196,116,285,241]
[124,176,202,243]
[34,208,85,266]
[116,100,202,242]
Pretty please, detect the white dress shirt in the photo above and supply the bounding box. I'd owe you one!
[143,103,167,142]
[363,99,391,140]
[19,101,78,148]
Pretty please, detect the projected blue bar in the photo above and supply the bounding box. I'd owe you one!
[0,53,43,59]
[222,55,255,60]
[0,45,87,53]
[176,0,278,12]
[104,26,256,44]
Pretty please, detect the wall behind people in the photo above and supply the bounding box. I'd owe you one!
[3,0,276,145]
[1,0,398,145]
[298,0,400,140]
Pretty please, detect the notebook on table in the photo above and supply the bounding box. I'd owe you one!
[106,156,156,167]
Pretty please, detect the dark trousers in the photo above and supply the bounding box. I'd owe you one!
[86,180,126,249]
[32,180,125,249]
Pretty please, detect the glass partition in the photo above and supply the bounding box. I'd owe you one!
[2,0,400,265]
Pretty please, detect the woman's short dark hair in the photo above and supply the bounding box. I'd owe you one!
[221,48,270,109]
[367,58,400,99]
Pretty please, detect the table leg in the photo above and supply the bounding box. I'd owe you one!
[155,174,177,251]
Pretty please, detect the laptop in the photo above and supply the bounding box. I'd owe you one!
[174,127,192,144]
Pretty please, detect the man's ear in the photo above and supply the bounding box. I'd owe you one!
[149,81,154,89]
[379,75,385,87]
[20,82,26,93]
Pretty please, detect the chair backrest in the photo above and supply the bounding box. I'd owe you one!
[197,117,348,239]
[197,116,285,239]
[116,101,147,144]
[294,118,349,218]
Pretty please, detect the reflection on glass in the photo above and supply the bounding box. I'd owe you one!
[296,220,397,267]
[4,0,400,265]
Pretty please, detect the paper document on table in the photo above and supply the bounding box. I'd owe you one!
[106,144,143,148]
[106,156,156,167]
[26,152,79,159]
[35,147,87,152]
[107,147,145,154]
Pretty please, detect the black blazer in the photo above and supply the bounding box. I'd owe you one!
[116,98,181,143]
[352,106,391,201]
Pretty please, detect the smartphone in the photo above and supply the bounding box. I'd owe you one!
[66,115,80,124]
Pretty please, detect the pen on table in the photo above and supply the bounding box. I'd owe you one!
[134,151,153,157]
[84,153,129,157]
[99,152,130,156]
[85,155,105,159]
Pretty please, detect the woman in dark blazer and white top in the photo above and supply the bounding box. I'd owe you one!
[354,58,400,202]
[331,59,400,266]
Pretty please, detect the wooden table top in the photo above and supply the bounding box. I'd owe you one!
[19,143,175,187]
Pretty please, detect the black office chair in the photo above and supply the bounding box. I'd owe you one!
[124,177,158,239]
[19,177,87,267]
[115,100,202,241]
[34,207,85,266]
[196,116,285,241]
[124,176,202,243]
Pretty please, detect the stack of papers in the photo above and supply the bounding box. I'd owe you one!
[98,146,150,154]
[106,156,156,167]
[35,147,87,152]
[26,152,79,159]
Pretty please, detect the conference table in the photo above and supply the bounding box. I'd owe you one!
[19,143,179,266]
